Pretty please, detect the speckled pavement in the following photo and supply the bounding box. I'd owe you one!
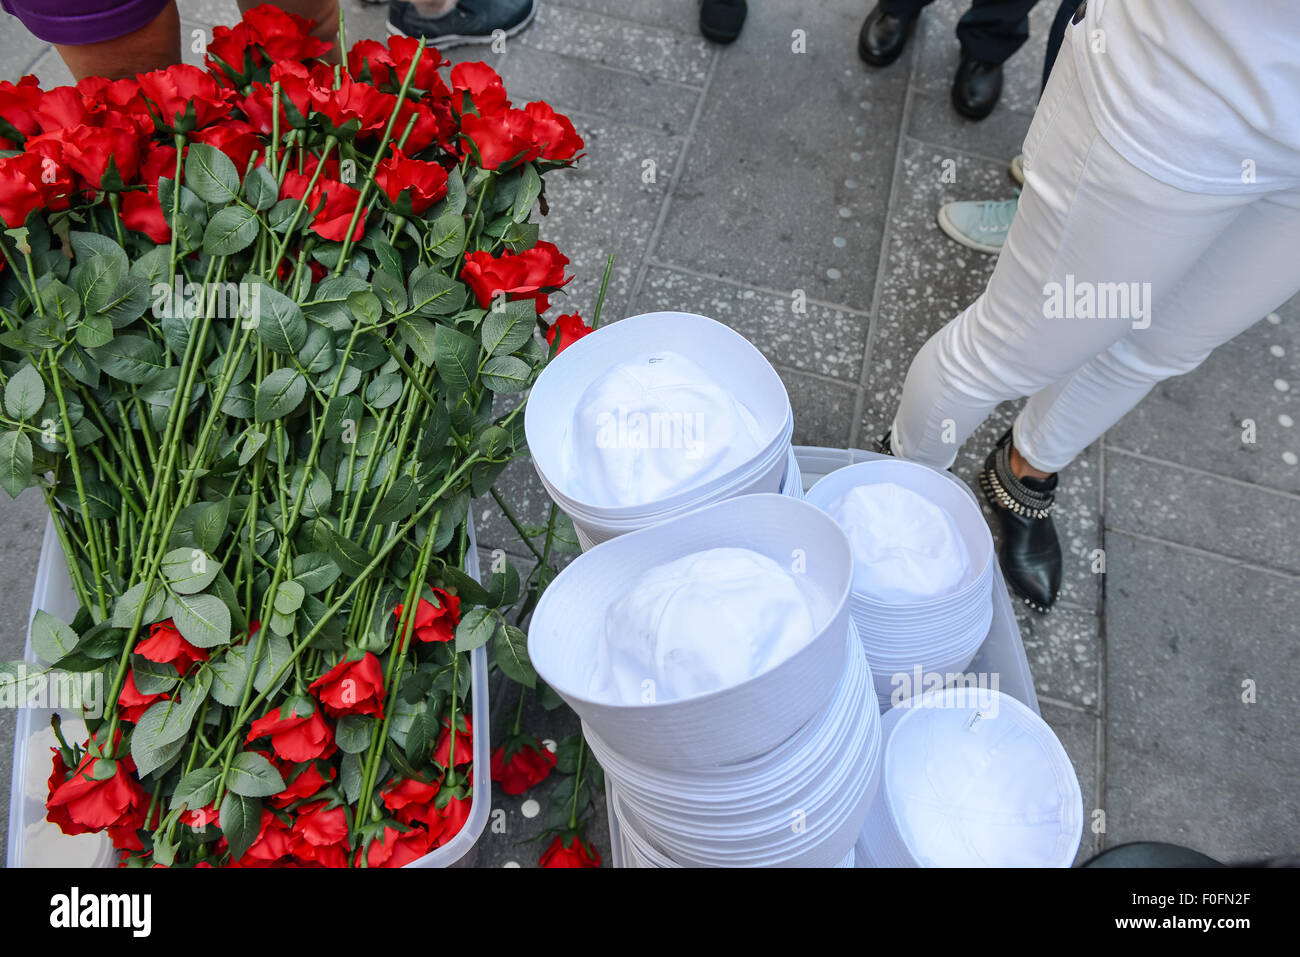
[1,0,1296,867]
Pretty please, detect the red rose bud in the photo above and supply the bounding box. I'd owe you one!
[240,809,295,865]
[116,670,168,724]
[363,824,430,868]
[271,760,336,807]
[35,86,94,133]
[308,67,393,138]
[524,101,584,162]
[429,793,471,848]
[246,701,335,763]
[0,75,43,138]
[450,62,509,114]
[433,714,473,770]
[191,121,262,179]
[46,751,149,833]
[462,241,571,314]
[375,146,449,215]
[392,589,461,646]
[459,108,539,171]
[134,619,209,676]
[491,737,557,795]
[292,800,349,848]
[121,143,177,243]
[546,313,593,355]
[539,833,601,868]
[279,169,368,243]
[0,151,73,227]
[44,751,92,837]
[206,22,259,81]
[137,64,234,132]
[308,652,387,719]
[241,3,333,61]
[381,776,440,825]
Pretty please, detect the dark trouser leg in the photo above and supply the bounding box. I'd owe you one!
[955,0,1038,64]
[881,0,935,21]
[1041,0,1083,92]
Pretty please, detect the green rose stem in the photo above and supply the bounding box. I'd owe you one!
[22,247,43,316]
[353,509,441,853]
[332,39,429,275]
[44,351,109,618]
[106,193,127,248]
[567,736,586,831]
[166,133,185,286]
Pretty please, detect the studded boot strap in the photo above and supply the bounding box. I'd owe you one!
[979,433,1055,519]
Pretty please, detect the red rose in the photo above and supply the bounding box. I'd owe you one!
[46,751,149,833]
[375,146,449,215]
[546,313,593,355]
[239,809,295,865]
[120,143,177,243]
[0,76,44,138]
[462,241,571,314]
[76,76,153,135]
[309,652,387,719]
[44,751,92,836]
[116,670,168,724]
[0,151,72,227]
[280,169,367,243]
[246,701,335,763]
[388,35,450,97]
[429,793,472,848]
[363,824,429,868]
[35,86,93,133]
[271,760,336,807]
[292,800,349,848]
[450,62,509,113]
[242,60,314,133]
[137,64,233,132]
[433,714,473,770]
[491,737,557,795]
[309,67,393,138]
[135,618,208,676]
[206,22,258,80]
[393,589,461,646]
[524,101,584,162]
[30,124,141,191]
[539,833,601,868]
[381,776,440,825]
[395,98,446,153]
[191,122,261,178]
[242,3,333,62]
[460,108,539,171]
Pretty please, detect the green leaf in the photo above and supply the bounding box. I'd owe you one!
[364,372,403,409]
[254,368,307,422]
[135,672,210,750]
[408,271,466,317]
[243,165,278,210]
[164,592,232,648]
[427,211,466,258]
[161,547,221,595]
[70,231,128,273]
[454,607,497,653]
[208,645,249,706]
[372,270,407,315]
[93,335,164,384]
[29,609,78,663]
[226,751,285,797]
[40,280,80,323]
[111,582,166,629]
[396,314,438,366]
[443,166,467,215]
[172,767,221,811]
[493,623,536,687]
[481,300,535,357]
[511,163,542,223]
[0,431,30,498]
[485,560,521,607]
[292,553,341,594]
[335,714,374,754]
[371,474,418,528]
[75,255,126,315]
[219,791,261,861]
[3,364,43,421]
[340,752,364,804]
[251,284,308,355]
[252,633,292,694]
[480,355,531,393]
[273,580,305,615]
[238,428,268,466]
[433,323,478,394]
[131,655,179,695]
[325,527,374,577]
[193,498,231,554]
[185,142,240,204]
[203,205,259,255]
[131,727,185,780]
[404,708,439,764]
[75,313,113,349]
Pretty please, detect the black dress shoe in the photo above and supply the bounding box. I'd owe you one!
[952,54,1003,120]
[978,429,1061,613]
[700,0,747,44]
[859,5,917,67]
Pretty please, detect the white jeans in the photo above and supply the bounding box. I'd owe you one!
[890,23,1300,473]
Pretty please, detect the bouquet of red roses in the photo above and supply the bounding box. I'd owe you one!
[0,4,584,867]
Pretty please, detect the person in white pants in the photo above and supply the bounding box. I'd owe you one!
[882,0,1300,612]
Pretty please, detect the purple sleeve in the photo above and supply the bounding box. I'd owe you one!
[2,0,171,46]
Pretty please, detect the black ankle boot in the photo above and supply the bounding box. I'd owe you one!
[978,430,1061,613]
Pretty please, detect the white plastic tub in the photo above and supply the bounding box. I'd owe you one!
[605,445,1040,867]
[7,515,491,869]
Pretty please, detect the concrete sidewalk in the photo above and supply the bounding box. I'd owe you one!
[1,0,1296,867]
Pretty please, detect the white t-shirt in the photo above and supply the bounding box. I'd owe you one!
[1071,0,1300,194]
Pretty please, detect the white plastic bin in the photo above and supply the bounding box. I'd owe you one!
[605,445,1039,868]
[7,515,491,869]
